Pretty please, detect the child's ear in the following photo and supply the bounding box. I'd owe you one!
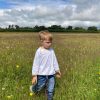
[41,40,42,42]
[40,40,43,42]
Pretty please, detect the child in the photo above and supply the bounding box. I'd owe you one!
[30,30,61,100]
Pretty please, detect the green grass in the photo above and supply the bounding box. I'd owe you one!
[0,32,100,100]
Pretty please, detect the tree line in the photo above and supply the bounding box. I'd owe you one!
[0,25,100,33]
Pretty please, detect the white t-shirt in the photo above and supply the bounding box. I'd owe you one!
[32,47,59,75]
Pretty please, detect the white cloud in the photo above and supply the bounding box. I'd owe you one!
[0,10,4,16]
[0,0,100,28]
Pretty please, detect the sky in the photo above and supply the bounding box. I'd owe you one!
[0,0,100,28]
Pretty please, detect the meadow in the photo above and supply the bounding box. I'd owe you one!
[0,32,100,100]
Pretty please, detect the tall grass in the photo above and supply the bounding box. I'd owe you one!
[0,33,100,100]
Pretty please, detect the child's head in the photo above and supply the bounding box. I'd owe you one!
[39,30,53,49]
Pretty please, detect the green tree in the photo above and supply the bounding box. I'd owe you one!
[87,26,98,32]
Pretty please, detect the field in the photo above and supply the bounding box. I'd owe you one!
[0,32,100,100]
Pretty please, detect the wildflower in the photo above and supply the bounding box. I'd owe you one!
[7,95,12,99]
[16,65,19,68]
[2,87,5,91]
[30,92,33,96]
[94,89,96,91]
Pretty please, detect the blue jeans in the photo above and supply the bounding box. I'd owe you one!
[32,75,55,100]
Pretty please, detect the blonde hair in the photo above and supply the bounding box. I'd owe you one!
[39,30,53,41]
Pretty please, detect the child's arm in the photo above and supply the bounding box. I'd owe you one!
[32,49,40,84]
[53,50,61,78]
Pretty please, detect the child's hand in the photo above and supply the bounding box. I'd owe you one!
[55,70,61,78]
[32,76,37,85]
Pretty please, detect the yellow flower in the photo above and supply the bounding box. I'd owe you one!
[7,95,13,99]
[7,95,12,99]
[2,87,5,90]
[16,65,19,68]
[30,92,33,96]
[94,89,96,91]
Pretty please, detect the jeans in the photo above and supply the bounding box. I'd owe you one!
[32,75,55,100]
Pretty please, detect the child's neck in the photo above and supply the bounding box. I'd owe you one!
[40,46,51,50]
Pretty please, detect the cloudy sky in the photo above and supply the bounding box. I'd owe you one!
[0,0,100,28]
